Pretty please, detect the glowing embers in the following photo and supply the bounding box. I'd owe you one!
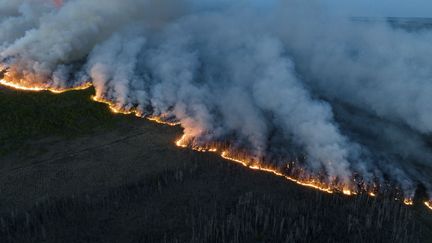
[221,150,337,194]
[176,134,218,152]
[1,76,431,212]
[176,136,336,194]
[176,134,189,148]
[174,136,432,212]
[92,95,180,126]
[147,116,179,127]
[343,188,356,196]
[0,78,91,93]
[403,198,414,206]
[91,96,146,117]
[424,201,432,211]
[91,96,140,116]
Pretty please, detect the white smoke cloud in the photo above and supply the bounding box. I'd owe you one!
[1,0,432,196]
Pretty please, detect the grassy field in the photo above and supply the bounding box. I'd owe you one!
[0,88,119,155]
[0,86,431,243]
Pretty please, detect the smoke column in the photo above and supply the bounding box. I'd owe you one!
[1,0,432,201]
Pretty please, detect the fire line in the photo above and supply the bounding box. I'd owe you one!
[0,78,431,212]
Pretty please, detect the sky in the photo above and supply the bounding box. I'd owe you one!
[323,0,432,18]
[155,0,432,18]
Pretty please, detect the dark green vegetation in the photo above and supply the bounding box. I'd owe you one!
[2,155,431,243]
[0,87,431,243]
[0,88,118,155]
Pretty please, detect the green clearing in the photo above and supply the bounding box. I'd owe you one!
[0,88,118,155]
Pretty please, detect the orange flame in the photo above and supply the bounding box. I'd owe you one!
[92,95,181,126]
[175,135,335,194]
[174,137,432,207]
[0,76,431,212]
[0,79,91,93]
[91,95,143,116]
[424,199,432,210]
[343,188,356,196]
[222,149,335,194]
[425,201,432,211]
[403,198,414,206]
[147,116,179,127]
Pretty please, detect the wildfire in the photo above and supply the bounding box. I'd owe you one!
[343,189,355,196]
[176,134,189,148]
[425,201,432,210]
[147,116,179,127]
[403,198,414,206]
[174,134,336,194]
[0,78,91,93]
[105,113,428,213]
[220,150,335,194]
[91,96,143,117]
[0,77,431,212]
[92,95,181,127]
[174,136,431,207]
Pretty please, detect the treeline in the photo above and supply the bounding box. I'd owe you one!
[0,152,429,243]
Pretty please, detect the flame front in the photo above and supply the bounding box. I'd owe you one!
[176,135,336,195]
[147,116,180,127]
[91,96,141,116]
[91,95,180,126]
[220,150,337,194]
[0,76,431,212]
[425,201,432,210]
[0,78,91,94]
[403,198,414,206]
[174,136,432,211]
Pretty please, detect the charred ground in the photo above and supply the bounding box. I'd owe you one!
[0,87,431,243]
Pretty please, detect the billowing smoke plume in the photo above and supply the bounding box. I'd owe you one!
[1,0,432,198]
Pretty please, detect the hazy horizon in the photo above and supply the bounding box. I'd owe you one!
[323,0,432,18]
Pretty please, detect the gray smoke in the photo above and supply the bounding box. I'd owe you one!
[1,0,431,197]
